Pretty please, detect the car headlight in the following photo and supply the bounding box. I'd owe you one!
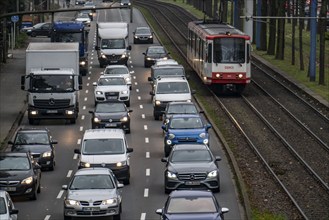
[134,36,138,39]
[101,54,106,59]
[102,198,118,206]
[96,91,103,95]
[125,77,131,84]
[187,99,191,102]
[80,61,86,66]
[149,36,153,38]
[166,139,172,145]
[80,162,91,168]
[166,171,177,179]
[207,170,218,178]
[94,117,101,123]
[65,199,80,206]
[21,176,33,185]
[121,53,127,58]
[168,133,175,139]
[155,100,161,105]
[121,90,128,94]
[42,151,52,157]
[120,116,128,122]
[163,57,168,60]
[199,133,206,138]
[116,161,127,167]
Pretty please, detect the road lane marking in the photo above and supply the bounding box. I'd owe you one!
[136,89,139,93]
[134,82,138,85]
[142,114,145,119]
[73,154,78,160]
[145,137,149,143]
[144,125,148,130]
[146,152,150,158]
[139,105,143,109]
[77,139,81,145]
[90,61,93,65]
[86,83,89,86]
[85,90,88,93]
[88,77,90,80]
[81,115,85,120]
[80,126,83,131]
[67,170,73,178]
[84,97,87,101]
[140,213,146,220]
[133,76,136,79]
[57,190,64,199]
[138,96,141,100]
[83,106,86,110]
[146,169,150,176]
[44,215,51,220]
[144,188,149,197]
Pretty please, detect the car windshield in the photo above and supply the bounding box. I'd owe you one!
[83,139,124,155]
[77,14,89,19]
[70,174,114,190]
[104,67,129,75]
[0,198,6,214]
[52,32,82,43]
[136,28,151,34]
[171,150,212,163]
[98,77,126,86]
[14,132,49,145]
[169,117,203,129]
[148,47,166,55]
[96,103,126,113]
[101,39,125,49]
[167,197,217,214]
[167,104,197,114]
[156,82,189,94]
[153,68,184,78]
[0,156,31,170]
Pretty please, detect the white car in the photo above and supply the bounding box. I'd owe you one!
[75,13,91,27]
[102,65,132,90]
[0,190,18,220]
[93,75,130,107]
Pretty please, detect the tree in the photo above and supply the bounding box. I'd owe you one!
[318,0,327,85]
[259,0,267,51]
[267,0,277,55]
[298,0,306,71]
[275,0,286,60]
[291,0,297,65]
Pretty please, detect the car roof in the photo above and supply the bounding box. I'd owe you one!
[104,65,129,69]
[136,26,150,30]
[169,190,214,198]
[155,76,188,83]
[17,128,48,133]
[99,75,125,79]
[83,129,125,139]
[172,144,209,151]
[74,168,113,176]
[167,101,196,106]
[0,152,29,157]
[170,114,201,119]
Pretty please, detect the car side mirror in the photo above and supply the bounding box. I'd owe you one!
[221,207,229,214]
[161,125,167,131]
[92,82,97,86]
[148,77,152,81]
[149,91,154,96]
[215,156,222,161]
[142,52,146,55]
[21,75,25,90]
[62,185,68,190]
[95,46,100,50]
[7,140,14,145]
[155,209,163,215]
[161,157,168,163]
[34,163,41,170]
[74,149,81,154]
[51,140,58,144]
[128,110,133,113]
[127,148,133,153]
[199,110,205,114]
[191,90,196,94]
[206,124,212,130]
[78,76,83,90]
[117,183,124,188]
[89,110,94,114]
[127,45,132,50]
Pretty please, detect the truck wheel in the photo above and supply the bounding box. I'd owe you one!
[70,119,76,124]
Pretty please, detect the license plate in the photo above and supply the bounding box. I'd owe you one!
[47,110,58,113]
[107,96,117,100]
[105,123,116,127]
[110,60,118,63]
[1,187,16,191]
[185,181,200,186]
[83,207,100,211]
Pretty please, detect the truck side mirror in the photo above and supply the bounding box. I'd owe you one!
[95,46,99,50]
[127,45,132,50]
[21,76,25,90]
[78,76,83,90]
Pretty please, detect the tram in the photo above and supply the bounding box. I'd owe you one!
[187,20,251,93]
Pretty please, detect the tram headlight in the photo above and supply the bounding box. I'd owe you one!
[238,73,243,79]
[216,73,220,78]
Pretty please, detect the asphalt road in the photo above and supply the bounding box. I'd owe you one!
[11,1,244,220]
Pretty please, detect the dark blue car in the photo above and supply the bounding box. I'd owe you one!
[155,190,229,220]
[162,114,211,156]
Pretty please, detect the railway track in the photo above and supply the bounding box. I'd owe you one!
[134,0,329,219]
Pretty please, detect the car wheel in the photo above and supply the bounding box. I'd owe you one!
[144,62,148,68]
[125,128,131,134]
[125,101,130,107]
[70,118,76,124]
[212,186,220,193]
[164,146,171,157]
[49,161,55,171]
[165,188,171,194]
[29,188,37,200]
[28,118,34,125]
[154,113,160,120]
[123,178,130,185]
[31,32,36,37]
[37,182,41,193]
[64,214,72,220]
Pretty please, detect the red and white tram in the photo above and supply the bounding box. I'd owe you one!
[187,20,251,93]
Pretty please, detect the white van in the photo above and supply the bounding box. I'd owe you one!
[74,129,133,184]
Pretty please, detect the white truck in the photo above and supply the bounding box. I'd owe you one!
[22,42,82,125]
[95,22,131,67]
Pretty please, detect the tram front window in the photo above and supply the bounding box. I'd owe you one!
[213,38,245,64]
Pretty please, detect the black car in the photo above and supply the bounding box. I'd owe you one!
[162,101,202,126]
[155,190,229,220]
[133,26,153,44]
[143,46,170,67]
[26,23,52,37]
[8,128,57,171]
[89,102,132,133]
[0,152,41,200]
[162,144,221,193]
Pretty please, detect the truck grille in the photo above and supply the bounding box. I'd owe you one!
[178,173,207,181]
[33,99,71,109]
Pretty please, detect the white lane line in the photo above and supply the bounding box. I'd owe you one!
[88,77,91,80]
[138,96,141,100]
[133,76,136,79]
[81,115,85,120]
[134,82,138,85]
[91,57,94,60]
[144,188,149,197]
[145,137,149,143]
[67,170,73,178]
[140,213,146,220]
[130,70,135,74]
[146,168,150,176]
[86,83,90,86]
[57,190,64,199]
[83,106,86,110]
[136,89,139,93]
[144,125,148,130]
[142,114,145,119]
[77,139,81,145]
[80,126,83,131]
[73,154,78,160]
[44,215,51,220]
[90,61,93,65]
[84,97,87,101]
[139,105,143,109]
[85,90,88,94]
[146,152,150,158]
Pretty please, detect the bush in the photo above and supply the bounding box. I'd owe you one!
[15,33,28,48]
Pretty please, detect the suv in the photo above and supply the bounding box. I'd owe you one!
[148,62,186,86]
[93,75,130,107]
[26,23,52,37]
[162,114,212,156]
[150,76,194,120]
[0,152,41,200]
[102,65,132,90]
[8,128,57,171]
[62,168,123,220]
[74,129,133,184]
[162,101,201,126]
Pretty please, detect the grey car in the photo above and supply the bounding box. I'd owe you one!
[161,144,221,193]
[62,168,123,220]
[133,26,153,44]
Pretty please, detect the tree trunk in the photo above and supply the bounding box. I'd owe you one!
[221,0,228,23]
[298,0,305,71]
[275,0,285,60]
[259,0,267,51]
[291,0,296,65]
[318,0,327,85]
[267,0,277,55]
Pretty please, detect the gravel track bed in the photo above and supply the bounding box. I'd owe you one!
[220,92,329,219]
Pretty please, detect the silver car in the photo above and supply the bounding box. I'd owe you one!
[62,168,123,220]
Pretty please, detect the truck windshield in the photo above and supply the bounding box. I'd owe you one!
[53,32,82,43]
[31,75,74,93]
[101,39,125,49]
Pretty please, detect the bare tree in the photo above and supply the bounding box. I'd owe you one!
[298,0,305,71]
[259,0,267,51]
[318,0,327,85]
[291,0,297,65]
[267,0,277,55]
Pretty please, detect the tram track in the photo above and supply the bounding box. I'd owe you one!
[134,0,329,219]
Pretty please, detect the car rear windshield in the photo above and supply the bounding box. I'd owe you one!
[167,197,217,213]
[83,139,124,155]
